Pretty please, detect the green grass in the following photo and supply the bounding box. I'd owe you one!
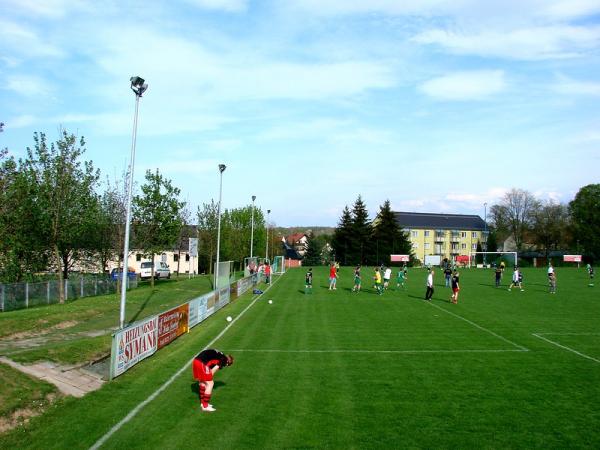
[0,363,57,418]
[1,267,599,448]
[0,276,214,364]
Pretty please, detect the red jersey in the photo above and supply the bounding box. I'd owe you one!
[330,266,337,278]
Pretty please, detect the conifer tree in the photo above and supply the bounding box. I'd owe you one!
[349,195,372,265]
[303,233,322,266]
[372,200,412,266]
[332,206,352,265]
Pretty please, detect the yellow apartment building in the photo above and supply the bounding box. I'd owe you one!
[394,212,488,264]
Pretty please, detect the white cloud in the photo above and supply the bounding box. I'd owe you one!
[8,115,37,128]
[552,77,600,96]
[184,0,248,12]
[0,20,65,59]
[418,70,506,101]
[412,25,600,60]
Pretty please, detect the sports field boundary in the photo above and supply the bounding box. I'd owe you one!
[227,349,526,354]
[89,274,284,450]
[532,332,600,364]
[426,301,529,352]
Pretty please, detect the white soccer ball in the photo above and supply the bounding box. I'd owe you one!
[226,316,232,322]
[268,300,273,304]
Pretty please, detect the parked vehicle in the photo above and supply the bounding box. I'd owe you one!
[110,268,138,281]
[140,261,171,280]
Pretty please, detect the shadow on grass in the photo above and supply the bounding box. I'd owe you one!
[127,290,158,326]
[190,380,227,396]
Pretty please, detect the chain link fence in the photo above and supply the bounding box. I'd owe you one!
[0,276,138,312]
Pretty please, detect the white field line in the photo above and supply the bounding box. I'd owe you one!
[228,349,526,354]
[426,301,529,352]
[532,333,600,364]
[535,332,600,336]
[89,275,283,450]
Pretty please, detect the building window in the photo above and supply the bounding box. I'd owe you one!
[186,254,190,261]
[424,230,430,237]
[424,243,430,250]
[472,244,477,250]
[462,243,467,250]
[413,243,419,249]
[173,254,179,262]
[461,232,467,238]
[452,243,458,250]
[472,232,478,238]
[411,230,418,237]
[136,254,142,262]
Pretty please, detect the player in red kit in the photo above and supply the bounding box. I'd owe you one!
[192,349,234,412]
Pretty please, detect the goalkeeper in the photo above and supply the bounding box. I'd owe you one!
[192,348,234,412]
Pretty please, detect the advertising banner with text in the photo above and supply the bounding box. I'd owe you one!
[111,316,158,379]
[157,304,190,350]
[237,276,253,297]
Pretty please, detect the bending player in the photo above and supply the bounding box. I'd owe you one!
[192,348,234,412]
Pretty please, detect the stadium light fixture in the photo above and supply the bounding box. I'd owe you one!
[214,164,227,290]
[119,76,148,330]
[250,195,256,258]
[265,209,271,262]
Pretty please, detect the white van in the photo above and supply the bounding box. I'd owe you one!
[140,261,171,280]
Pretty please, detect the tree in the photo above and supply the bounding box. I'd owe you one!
[489,188,540,251]
[0,150,48,281]
[372,200,413,266]
[332,206,353,265]
[25,131,100,302]
[569,184,600,261]
[303,233,322,266]
[532,200,570,258]
[133,169,185,287]
[349,195,372,265]
[197,200,219,274]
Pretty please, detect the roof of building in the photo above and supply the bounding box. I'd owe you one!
[394,211,486,231]
[286,233,307,245]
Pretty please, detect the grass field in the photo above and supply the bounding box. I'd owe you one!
[0,266,599,449]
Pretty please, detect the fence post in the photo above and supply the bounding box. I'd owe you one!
[95,277,98,296]
[26,282,29,309]
[80,277,84,298]
[1,284,4,312]
[47,281,50,304]
[65,279,68,301]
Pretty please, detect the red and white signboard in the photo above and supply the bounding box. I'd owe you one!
[390,254,410,262]
[563,255,582,263]
[157,304,190,350]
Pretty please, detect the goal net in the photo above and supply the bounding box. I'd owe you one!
[214,260,232,289]
[469,252,517,268]
[272,256,286,274]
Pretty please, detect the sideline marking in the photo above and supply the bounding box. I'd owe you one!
[90,276,283,450]
[228,349,526,354]
[425,301,529,352]
[532,333,600,364]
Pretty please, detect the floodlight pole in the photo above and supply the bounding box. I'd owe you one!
[265,209,271,262]
[214,164,226,290]
[250,195,256,258]
[483,202,488,266]
[119,76,147,330]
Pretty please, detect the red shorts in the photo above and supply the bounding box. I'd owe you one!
[452,287,459,294]
[192,359,213,382]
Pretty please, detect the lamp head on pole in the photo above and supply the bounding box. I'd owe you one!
[252,195,256,202]
[267,209,271,215]
[219,164,226,173]
[130,76,148,97]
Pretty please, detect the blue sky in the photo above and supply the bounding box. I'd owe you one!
[1,0,599,226]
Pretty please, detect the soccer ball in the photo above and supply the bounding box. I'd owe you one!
[226,316,232,322]
[268,300,273,304]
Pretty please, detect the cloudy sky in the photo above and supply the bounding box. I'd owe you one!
[1,0,599,226]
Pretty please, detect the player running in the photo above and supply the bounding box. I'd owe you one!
[396,268,407,290]
[305,268,313,294]
[352,266,362,292]
[508,267,524,292]
[192,349,234,412]
[450,270,460,304]
[328,263,338,290]
[373,268,383,295]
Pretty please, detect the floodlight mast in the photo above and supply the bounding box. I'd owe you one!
[119,76,148,330]
[214,164,226,290]
[250,195,256,258]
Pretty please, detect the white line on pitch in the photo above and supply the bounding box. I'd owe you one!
[426,301,529,352]
[535,332,600,336]
[89,275,283,450]
[532,333,600,364]
[228,349,527,354]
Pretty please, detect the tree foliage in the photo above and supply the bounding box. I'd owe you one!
[372,200,412,265]
[302,232,322,266]
[332,206,353,265]
[490,188,540,251]
[569,184,600,261]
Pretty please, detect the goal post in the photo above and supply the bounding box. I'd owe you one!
[272,255,285,274]
[469,252,517,268]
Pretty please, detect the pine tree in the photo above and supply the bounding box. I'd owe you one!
[372,200,413,266]
[349,195,372,265]
[303,233,322,266]
[332,206,352,265]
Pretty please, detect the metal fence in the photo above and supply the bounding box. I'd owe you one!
[0,276,138,312]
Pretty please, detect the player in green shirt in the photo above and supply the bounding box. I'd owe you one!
[352,266,362,292]
[396,269,406,290]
